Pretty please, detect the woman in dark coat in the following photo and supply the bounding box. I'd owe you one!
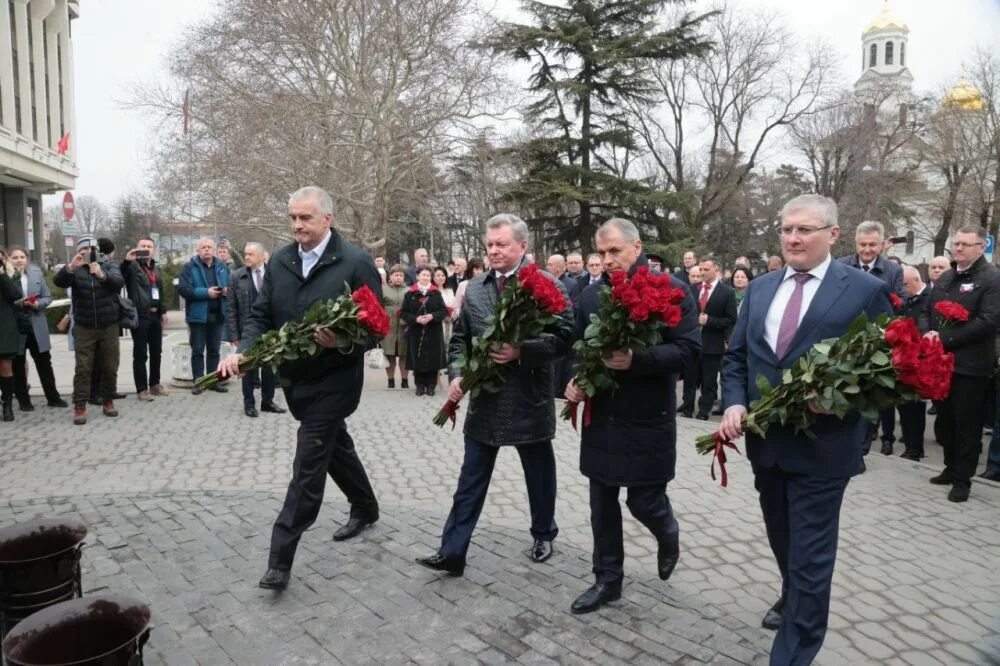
[0,248,25,421]
[401,267,447,396]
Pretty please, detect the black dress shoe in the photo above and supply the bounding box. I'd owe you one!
[415,385,426,396]
[711,407,724,416]
[244,406,259,417]
[947,485,970,503]
[530,540,553,563]
[929,472,953,485]
[258,568,290,590]
[388,378,395,389]
[209,385,229,393]
[112,392,128,400]
[675,405,689,414]
[762,597,785,630]
[17,399,34,412]
[695,414,709,421]
[880,443,893,455]
[1,402,12,422]
[979,470,1000,482]
[900,451,922,461]
[570,582,622,614]
[191,387,204,396]
[657,534,680,581]
[333,517,376,541]
[401,378,409,389]
[47,398,69,408]
[260,403,287,414]
[426,387,435,397]
[415,553,465,576]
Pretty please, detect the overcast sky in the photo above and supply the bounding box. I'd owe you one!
[53,0,1000,212]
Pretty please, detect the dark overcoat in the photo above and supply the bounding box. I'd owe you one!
[401,286,447,372]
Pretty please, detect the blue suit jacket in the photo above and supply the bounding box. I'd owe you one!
[837,254,905,299]
[721,258,893,478]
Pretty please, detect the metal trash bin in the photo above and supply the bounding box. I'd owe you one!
[0,519,86,640]
[2,594,150,666]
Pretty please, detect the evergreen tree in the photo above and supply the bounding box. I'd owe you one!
[491,0,713,250]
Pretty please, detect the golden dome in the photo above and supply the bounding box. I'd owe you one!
[864,1,908,33]
[943,79,985,111]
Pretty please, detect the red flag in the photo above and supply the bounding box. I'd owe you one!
[182,89,190,134]
[56,132,70,154]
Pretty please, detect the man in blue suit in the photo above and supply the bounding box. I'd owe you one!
[720,194,892,665]
[838,221,905,460]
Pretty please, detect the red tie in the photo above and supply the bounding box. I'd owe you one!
[699,282,711,312]
[497,275,507,293]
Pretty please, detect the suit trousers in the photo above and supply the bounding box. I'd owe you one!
[754,466,848,666]
[934,374,989,489]
[987,386,1000,475]
[897,400,926,457]
[132,315,163,392]
[242,367,276,409]
[268,418,379,570]
[439,437,558,560]
[696,353,723,417]
[680,351,701,415]
[589,480,678,585]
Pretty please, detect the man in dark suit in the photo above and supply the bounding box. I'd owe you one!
[675,250,698,285]
[682,256,737,419]
[564,219,700,614]
[919,225,1000,503]
[218,186,382,590]
[546,253,582,302]
[579,253,604,292]
[720,194,892,664]
[898,265,930,461]
[838,221,906,458]
[226,242,286,418]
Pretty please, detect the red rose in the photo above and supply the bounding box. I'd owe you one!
[352,286,390,337]
[630,303,650,321]
[934,300,969,322]
[885,318,920,348]
[889,293,903,309]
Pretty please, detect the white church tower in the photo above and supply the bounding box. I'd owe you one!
[854,1,913,110]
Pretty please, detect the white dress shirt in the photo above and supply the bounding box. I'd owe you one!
[763,254,832,354]
[298,230,332,279]
[20,272,28,297]
[252,265,265,293]
[698,278,718,302]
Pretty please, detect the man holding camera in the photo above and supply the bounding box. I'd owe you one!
[122,237,169,401]
[54,234,125,425]
[179,237,231,393]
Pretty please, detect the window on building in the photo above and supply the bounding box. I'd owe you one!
[885,42,894,66]
[869,43,877,68]
[27,15,36,141]
[57,42,64,137]
[10,3,20,134]
[900,42,906,66]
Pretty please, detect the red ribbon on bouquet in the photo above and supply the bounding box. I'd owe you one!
[709,431,741,488]
[564,397,593,432]
[438,399,461,430]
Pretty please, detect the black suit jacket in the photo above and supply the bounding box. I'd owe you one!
[690,280,738,355]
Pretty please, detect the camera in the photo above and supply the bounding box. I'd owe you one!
[135,250,150,259]
[887,236,907,244]
[89,248,97,264]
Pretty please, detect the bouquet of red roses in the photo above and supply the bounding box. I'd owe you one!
[695,313,955,486]
[194,284,389,391]
[561,267,687,429]
[934,300,969,327]
[433,263,568,428]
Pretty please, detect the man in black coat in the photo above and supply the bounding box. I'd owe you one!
[838,221,906,458]
[416,214,575,576]
[681,257,738,419]
[918,226,1000,503]
[218,186,382,590]
[226,242,286,418]
[898,265,931,461]
[564,218,700,614]
[122,237,169,401]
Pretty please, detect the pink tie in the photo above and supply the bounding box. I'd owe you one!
[254,269,262,293]
[775,273,812,359]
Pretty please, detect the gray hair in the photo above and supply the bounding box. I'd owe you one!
[289,186,333,216]
[902,264,922,281]
[780,194,838,228]
[196,237,215,248]
[855,220,885,239]
[244,241,266,254]
[486,213,529,242]
[596,217,641,243]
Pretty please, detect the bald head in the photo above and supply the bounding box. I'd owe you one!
[902,265,924,296]
[927,256,949,283]
[546,254,567,278]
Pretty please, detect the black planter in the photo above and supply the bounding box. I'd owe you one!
[0,519,87,640]
[2,594,150,666]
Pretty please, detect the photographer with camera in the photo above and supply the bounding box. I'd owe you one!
[54,234,125,425]
[123,237,169,401]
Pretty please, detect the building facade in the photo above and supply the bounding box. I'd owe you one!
[0,0,78,259]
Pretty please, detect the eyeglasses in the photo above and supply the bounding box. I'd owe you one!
[950,241,983,249]
[777,224,833,237]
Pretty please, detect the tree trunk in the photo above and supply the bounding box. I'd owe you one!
[578,91,592,252]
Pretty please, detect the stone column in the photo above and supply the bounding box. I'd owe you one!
[11,0,31,140]
[44,0,65,148]
[57,3,74,159]
[29,0,55,147]
[0,0,15,130]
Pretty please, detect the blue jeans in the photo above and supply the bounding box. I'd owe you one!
[189,317,224,380]
[439,437,558,559]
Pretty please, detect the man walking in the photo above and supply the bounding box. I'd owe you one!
[179,237,231,393]
[720,194,892,663]
[226,242,286,418]
[838,221,905,459]
[122,237,169,401]
[416,214,574,576]
[564,218,699,614]
[919,226,1000,502]
[219,187,382,590]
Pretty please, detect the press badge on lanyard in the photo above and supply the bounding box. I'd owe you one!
[151,286,161,300]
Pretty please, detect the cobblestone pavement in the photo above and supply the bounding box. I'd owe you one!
[2,323,998,664]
